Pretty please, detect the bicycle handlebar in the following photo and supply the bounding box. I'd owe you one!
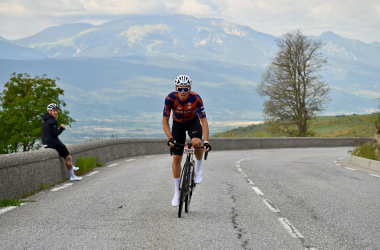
[169,143,209,160]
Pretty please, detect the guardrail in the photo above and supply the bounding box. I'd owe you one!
[0,137,372,200]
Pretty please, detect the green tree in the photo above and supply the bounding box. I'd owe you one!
[256,29,331,137]
[0,73,75,153]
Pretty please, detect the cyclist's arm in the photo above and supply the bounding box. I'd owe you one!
[200,117,209,142]
[162,116,173,140]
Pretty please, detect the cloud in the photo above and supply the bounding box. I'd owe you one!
[0,0,379,43]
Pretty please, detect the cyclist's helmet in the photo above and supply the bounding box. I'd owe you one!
[47,103,59,111]
[174,75,192,87]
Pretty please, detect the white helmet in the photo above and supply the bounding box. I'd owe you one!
[47,103,59,111]
[174,75,192,87]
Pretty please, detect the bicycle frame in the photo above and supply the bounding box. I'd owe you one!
[170,142,208,218]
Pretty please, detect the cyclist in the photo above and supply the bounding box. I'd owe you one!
[42,103,82,181]
[163,75,211,206]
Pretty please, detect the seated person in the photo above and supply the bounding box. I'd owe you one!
[42,103,81,181]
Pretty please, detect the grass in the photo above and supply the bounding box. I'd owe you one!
[75,155,104,175]
[20,182,58,199]
[0,198,25,207]
[352,143,380,161]
[213,114,380,138]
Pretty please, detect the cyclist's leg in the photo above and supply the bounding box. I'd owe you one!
[188,117,203,161]
[188,118,204,184]
[171,121,186,178]
[171,121,186,206]
[192,138,203,160]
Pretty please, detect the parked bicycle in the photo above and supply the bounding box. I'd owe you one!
[170,143,208,218]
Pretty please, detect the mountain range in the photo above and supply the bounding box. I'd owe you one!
[0,15,379,123]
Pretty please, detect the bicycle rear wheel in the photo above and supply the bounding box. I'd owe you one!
[178,164,188,218]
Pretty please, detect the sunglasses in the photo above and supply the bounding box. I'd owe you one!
[177,87,190,93]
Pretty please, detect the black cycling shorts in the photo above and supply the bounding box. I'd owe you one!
[49,145,70,159]
[171,117,203,156]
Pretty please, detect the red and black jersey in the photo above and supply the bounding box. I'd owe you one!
[163,91,206,123]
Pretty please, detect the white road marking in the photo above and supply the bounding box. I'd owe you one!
[237,168,243,172]
[0,206,17,214]
[333,161,337,163]
[0,203,26,215]
[51,183,73,192]
[125,159,135,162]
[107,163,118,168]
[252,187,264,196]
[144,156,154,158]
[369,174,380,178]
[339,158,344,160]
[247,179,254,185]
[278,218,304,238]
[345,167,356,171]
[241,173,248,178]
[336,164,341,166]
[86,171,99,177]
[263,199,281,213]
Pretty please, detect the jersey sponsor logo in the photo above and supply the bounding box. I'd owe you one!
[177,107,182,109]
[175,110,192,114]
[187,106,192,109]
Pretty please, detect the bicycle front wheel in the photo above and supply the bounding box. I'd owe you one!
[185,162,195,213]
[178,163,188,218]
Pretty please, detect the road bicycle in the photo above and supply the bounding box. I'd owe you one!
[170,143,208,218]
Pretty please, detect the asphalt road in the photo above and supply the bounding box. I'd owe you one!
[1,147,380,250]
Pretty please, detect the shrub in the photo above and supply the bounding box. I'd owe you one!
[76,155,104,175]
[352,143,380,161]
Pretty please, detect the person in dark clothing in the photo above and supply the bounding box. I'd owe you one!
[42,103,82,181]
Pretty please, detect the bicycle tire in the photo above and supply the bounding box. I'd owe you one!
[178,163,188,218]
[185,162,195,213]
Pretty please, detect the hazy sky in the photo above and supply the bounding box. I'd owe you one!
[0,0,379,43]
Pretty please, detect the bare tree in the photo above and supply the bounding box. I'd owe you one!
[256,29,331,137]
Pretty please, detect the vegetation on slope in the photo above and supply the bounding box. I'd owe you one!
[213,114,380,138]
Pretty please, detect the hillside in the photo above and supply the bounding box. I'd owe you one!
[213,114,380,138]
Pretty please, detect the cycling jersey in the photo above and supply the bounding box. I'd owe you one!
[163,91,206,123]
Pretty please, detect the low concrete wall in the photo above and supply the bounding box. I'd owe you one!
[0,138,168,200]
[350,155,380,172]
[0,137,371,200]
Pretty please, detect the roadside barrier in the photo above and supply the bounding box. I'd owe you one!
[0,137,372,200]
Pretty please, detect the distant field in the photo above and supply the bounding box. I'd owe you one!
[59,114,379,145]
[213,114,380,138]
[59,118,263,145]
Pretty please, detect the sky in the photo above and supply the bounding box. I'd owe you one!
[0,0,379,43]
